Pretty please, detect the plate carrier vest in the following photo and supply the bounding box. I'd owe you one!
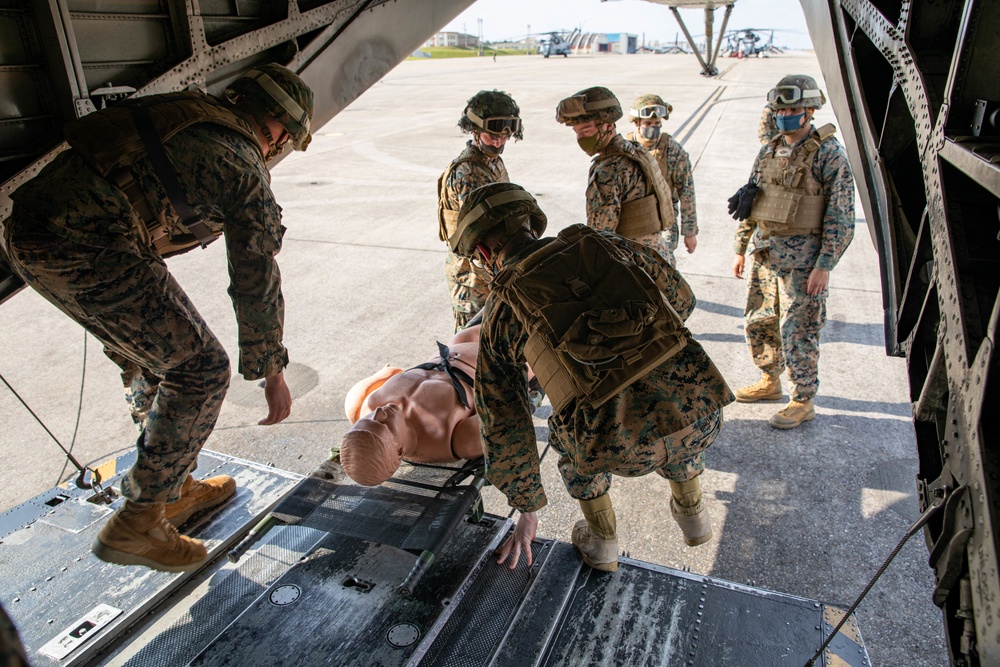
[749,123,836,238]
[436,144,509,243]
[597,139,675,239]
[491,224,688,414]
[64,91,260,257]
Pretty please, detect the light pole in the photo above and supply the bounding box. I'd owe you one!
[478,18,483,56]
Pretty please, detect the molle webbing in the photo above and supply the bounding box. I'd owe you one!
[492,224,687,414]
[599,139,674,237]
[751,123,835,238]
[618,194,663,238]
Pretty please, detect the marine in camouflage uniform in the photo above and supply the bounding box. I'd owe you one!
[731,74,855,429]
[437,90,522,331]
[0,605,29,667]
[757,105,779,144]
[625,94,699,264]
[2,64,314,571]
[556,87,676,262]
[449,182,734,572]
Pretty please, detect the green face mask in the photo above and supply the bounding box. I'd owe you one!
[577,133,601,156]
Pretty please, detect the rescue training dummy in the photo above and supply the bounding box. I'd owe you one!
[339,324,485,487]
[3,64,315,572]
[449,182,735,573]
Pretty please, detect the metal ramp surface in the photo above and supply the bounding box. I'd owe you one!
[1,454,870,666]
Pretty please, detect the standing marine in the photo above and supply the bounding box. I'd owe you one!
[437,90,522,331]
[729,74,855,429]
[3,63,314,570]
[625,94,699,264]
[556,87,676,261]
[449,182,734,572]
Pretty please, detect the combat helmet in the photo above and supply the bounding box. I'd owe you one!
[449,182,547,258]
[458,90,524,140]
[556,87,622,125]
[225,63,314,150]
[767,74,825,110]
[629,94,673,122]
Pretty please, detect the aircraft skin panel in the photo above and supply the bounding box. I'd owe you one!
[801,1,1000,665]
[639,0,739,8]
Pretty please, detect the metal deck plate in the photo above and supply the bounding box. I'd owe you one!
[0,450,301,666]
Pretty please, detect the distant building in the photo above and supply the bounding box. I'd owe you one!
[424,32,479,48]
[565,32,639,55]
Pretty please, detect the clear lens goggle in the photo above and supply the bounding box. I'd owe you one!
[766,85,821,105]
[466,109,522,136]
[633,104,668,119]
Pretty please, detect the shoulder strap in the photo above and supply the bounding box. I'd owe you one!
[130,104,213,247]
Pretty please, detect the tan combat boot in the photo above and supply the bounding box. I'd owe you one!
[734,374,782,403]
[93,500,208,572]
[769,399,815,429]
[571,494,619,572]
[164,474,237,527]
[669,478,713,547]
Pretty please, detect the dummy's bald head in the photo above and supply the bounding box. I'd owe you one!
[339,426,403,486]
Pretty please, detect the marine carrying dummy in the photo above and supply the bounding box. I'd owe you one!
[749,123,836,238]
[491,223,687,414]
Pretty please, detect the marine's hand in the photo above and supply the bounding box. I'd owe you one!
[684,235,697,254]
[496,511,538,570]
[733,254,746,279]
[806,268,830,295]
[259,371,292,425]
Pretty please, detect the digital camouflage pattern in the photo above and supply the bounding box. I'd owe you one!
[758,106,779,144]
[733,125,855,401]
[743,255,825,401]
[625,130,698,254]
[475,231,734,512]
[440,141,509,330]
[586,134,673,261]
[0,604,29,667]
[5,120,287,504]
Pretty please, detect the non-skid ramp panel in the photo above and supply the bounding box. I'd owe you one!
[0,450,301,667]
[417,541,870,667]
[269,475,481,554]
[184,515,508,666]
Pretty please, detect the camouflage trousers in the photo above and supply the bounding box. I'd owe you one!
[0,604,29,667]
[5,214,230,504]
[550,409,723,501]
[444,251,489,332]
[743,250,827,401]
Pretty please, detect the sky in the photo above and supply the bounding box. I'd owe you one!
[443,0,813,50]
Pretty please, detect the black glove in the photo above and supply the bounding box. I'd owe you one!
[727,180,760,221]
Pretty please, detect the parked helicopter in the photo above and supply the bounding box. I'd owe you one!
[722,28,783,58]
[539,29,578,57]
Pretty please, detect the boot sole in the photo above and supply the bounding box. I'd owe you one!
[580,554,619,572]
[684,531,714,547]
[166,485,237,527]
[91,540,208,573]
[769,412,816,429]
[734,392,783,403]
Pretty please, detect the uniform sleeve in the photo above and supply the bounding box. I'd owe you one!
[615,235,696,321]
[813,140,856,271]
[585,160,625,232]
[220,147,288,381]
[733,147,766,255]
[475,300,547,513]
[448,161,498,208]
[669,140,698,236]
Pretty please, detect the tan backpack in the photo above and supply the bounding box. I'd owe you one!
[491,224,688,413]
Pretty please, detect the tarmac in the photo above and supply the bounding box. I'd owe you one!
[0,51,949,665]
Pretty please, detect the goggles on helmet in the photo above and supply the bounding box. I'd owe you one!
[766,85,822,106]
[466,109,522,136]
[556,94,619,120]
[632,104,668,119]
